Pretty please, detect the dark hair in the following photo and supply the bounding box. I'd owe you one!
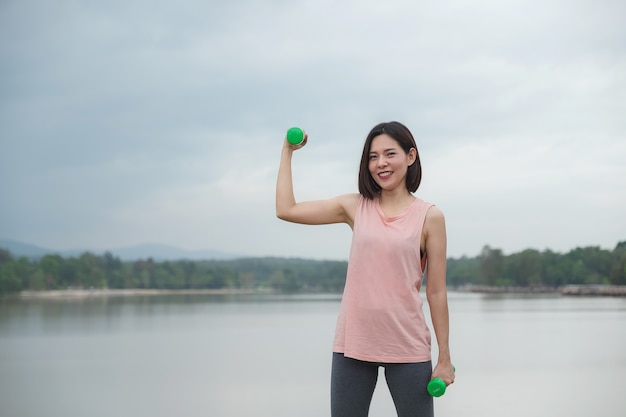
[358,121,422,199]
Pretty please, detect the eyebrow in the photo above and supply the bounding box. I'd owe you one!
[369,148,397,154]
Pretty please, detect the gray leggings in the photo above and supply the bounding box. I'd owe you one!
[331,353,434,417]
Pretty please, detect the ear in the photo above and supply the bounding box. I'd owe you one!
[407,147,417,166]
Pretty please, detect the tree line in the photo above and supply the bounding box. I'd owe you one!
[1,242,625,297]
[448,242,626,288]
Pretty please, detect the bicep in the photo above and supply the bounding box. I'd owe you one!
[424,207,447,294]
[279,194,358,226]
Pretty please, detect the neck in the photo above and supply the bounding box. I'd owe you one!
[378,189,414,206]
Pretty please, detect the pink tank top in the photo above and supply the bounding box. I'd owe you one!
[332,196,434,363]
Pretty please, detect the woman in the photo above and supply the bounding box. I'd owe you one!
[276,121,454,417]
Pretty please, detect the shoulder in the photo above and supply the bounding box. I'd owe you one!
[412,198,445,222]
[423,205,447,254]
[337,193,361,210]
[425,205,445,221]
[336,193,361,205]
[424,205,446,234]
[335,193,361,226]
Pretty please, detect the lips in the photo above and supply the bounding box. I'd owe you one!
[378,171,392,179]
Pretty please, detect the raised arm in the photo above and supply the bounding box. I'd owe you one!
[424,206,455,386]
[276,138,358,226]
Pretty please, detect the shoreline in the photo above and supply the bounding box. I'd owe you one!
[559,285,626,297]
[12,284,626,299]
[456,285,559,294]
[457,284,626,297]
[17,288,267,299]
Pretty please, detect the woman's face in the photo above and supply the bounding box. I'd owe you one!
[368,134,416,193]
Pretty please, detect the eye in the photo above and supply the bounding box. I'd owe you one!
[369,154,378,161]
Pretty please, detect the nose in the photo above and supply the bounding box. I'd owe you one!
[377,156,388,167]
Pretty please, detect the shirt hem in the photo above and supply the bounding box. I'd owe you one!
[333,349,431,364]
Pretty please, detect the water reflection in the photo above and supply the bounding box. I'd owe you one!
[0,292,624,417]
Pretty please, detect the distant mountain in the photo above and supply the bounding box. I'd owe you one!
[107,243,245,261]
[0,239,52,258]
[0,239,246,261]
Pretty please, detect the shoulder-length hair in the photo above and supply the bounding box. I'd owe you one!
[358,121,422,199]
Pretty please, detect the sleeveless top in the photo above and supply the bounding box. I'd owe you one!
[332,196,434,363]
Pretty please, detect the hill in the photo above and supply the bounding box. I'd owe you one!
[0,239,244,261]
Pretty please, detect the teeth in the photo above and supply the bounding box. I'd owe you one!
[379,171,392,178]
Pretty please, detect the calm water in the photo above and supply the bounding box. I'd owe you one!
[1,292,625,417]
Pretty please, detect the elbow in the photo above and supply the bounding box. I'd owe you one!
[276,208,290,222]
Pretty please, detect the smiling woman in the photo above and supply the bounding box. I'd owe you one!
[276,121,453,417]
[359,122,422,200]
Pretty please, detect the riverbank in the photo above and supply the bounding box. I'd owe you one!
[17,288,267,299]
[14,284,626,299]
[560,285,626,297]
[457,285,558,294]
[457,284,626,297]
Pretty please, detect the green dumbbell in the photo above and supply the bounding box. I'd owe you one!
[286,127,305,145]
[427,365,455,397]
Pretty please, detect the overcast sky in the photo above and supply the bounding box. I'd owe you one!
[1,0,624,260]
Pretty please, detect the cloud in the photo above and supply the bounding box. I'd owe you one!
[1,0,624,259]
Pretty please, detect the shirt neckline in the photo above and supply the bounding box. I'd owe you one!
[374,197,418,221]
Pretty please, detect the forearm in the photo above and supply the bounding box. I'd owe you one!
[276,144,296,219]
[423,207,451,367]
[428,289,451,364]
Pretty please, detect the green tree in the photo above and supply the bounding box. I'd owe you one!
[76,252,106,288]
[0,249,21,296]
[518,249,542,286]
[480,246,504,286]
[447,256,480,287]
[610,241,626,285]
[269,269,302,293]
[0,248,12,264]
[103,252,124,288]
[39,254,64,289]
[567,246,612,284]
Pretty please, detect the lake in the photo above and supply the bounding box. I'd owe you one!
[1,292,625,417]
